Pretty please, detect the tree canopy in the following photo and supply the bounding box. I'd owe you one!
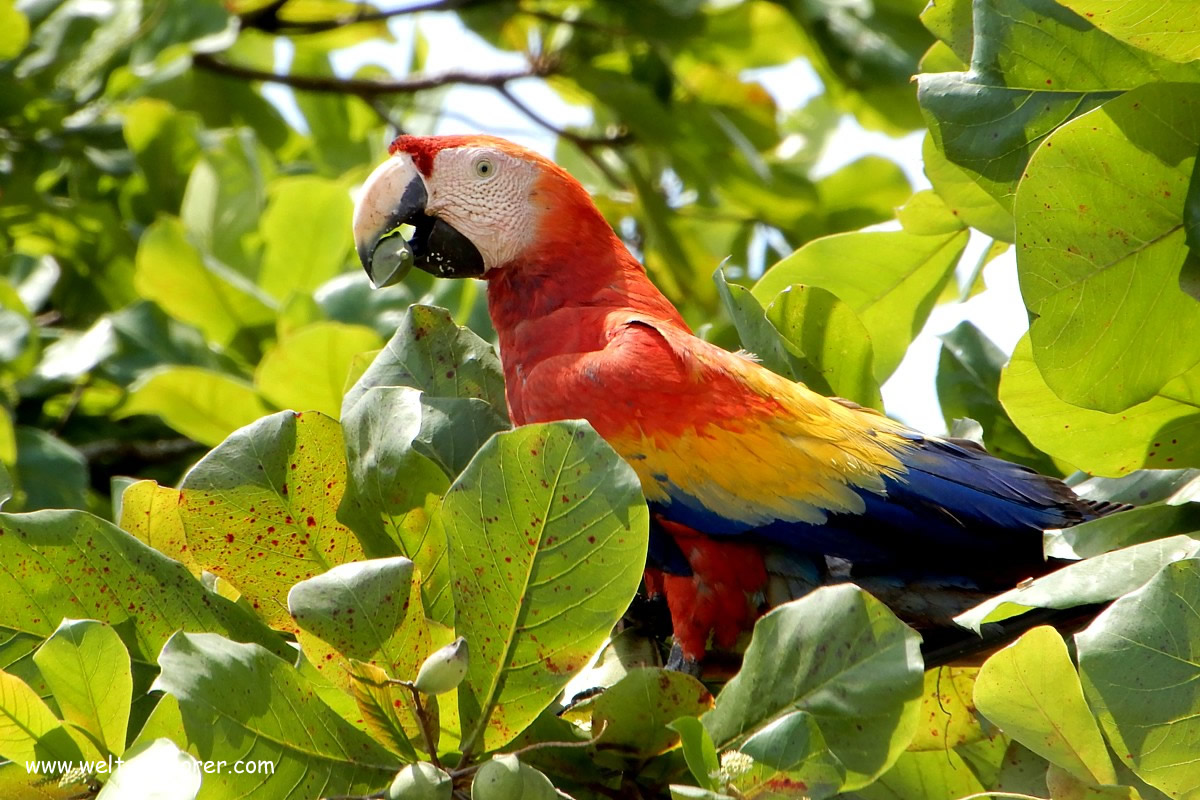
[1,1,1200,799]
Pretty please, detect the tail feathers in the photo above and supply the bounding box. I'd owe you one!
[891,433,1113,534]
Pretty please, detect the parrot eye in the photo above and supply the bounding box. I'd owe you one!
[473,158,495,178]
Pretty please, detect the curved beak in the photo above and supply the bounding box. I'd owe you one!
[352,153,485,287]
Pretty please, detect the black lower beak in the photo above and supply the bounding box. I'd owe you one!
[358,177,486,287]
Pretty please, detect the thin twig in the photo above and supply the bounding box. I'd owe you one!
[193,52,553,98]
[450,721,609,779]
[494,83,630,149]
[239,0,491,34]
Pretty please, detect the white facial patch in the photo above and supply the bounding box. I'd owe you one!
[425,147,541,271]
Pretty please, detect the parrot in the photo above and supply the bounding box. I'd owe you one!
[351,134,1126,671]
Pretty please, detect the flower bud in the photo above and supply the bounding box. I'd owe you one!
[471,754,522,800]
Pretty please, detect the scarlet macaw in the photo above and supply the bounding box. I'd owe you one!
[352,135,1122,670]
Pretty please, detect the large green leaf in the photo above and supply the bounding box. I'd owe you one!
[149,633,400,798]
[33,620,132,756]
[338,387,467,623]
[342,305,508,420]
[118,481,197,574]
[975,626,1115,785]
[702,585,924,792]
[955,535,1200,632]
[254,322,383,418]
[1078,559,1200,798]
[257,176,353,301]
[0,509,287,665]
[1059,2,1200,63]
[918,0,1200,207]
[753,229,966,381]
[178,411,366,630]
[1017,82,1200,412]
[1045,501,1200,560]
[937,323,1057,474]
[1000,335,1200,475]
[440,421,649,754]
[0,668,70,764]
[921,133,1014,241]
[591,668,713,759]
[765,284,881,410]
[133,218,275,347]
[120,367,271,447]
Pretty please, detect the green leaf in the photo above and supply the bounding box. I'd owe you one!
[732,711,847,799]
[123,99,205,215]
[754,229,966,381]
[33,620,132,756]
[591,668,713,759]
[0,0,29,60]
[178,411,366,630]
[338,387,467,623]
[440,421,649,753]
[150,632,400,797]
[254,322,383,418]
[120,367,271,447]
[668,716,720,791]
[1017,82,1200,412]
[937,323,1058,474]
[702,585,924,791]
[975,626,1115,784]
[1059,1,1200,63]
[1078,558,1200,798]
[286,557,431,674]
[258,176,353,301]
[1000,334,1200,475]
[96,738,200,800]
[180,129,269,277]
[1044,501,1200,560]
[0,463,11,511]
[922,133,1014,241]
[133,218,275,347]
[765,284,881,409]
[12,427,88,512]
[955,535,1200,632]
[0,668,67,764]
[342,305,507,420]
[0,509,289,664]
[714,269,812,383]
[918,0,1200,207]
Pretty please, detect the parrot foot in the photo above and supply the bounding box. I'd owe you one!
[665,642,703,677]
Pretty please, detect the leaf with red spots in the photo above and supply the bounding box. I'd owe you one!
[703,585,924,794]
[341,304,508,421]
[178,410,366,630]
[339,387,456,624]
[438,420,649,754]
[0,509,289,667]
[345,659,419,761]
[147,632,401,797]
[119,480,198,576]
[591,668,713,759]
[907,667,986,752]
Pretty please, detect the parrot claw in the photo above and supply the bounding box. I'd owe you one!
[665,642,703,678]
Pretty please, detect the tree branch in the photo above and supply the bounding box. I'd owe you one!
[239,0,492,35]
[192,52,553,98]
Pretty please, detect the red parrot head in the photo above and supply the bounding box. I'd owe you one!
[352,134,602,287]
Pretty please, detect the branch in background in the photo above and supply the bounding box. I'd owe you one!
[238,0,492,35]
[193,52,552,97]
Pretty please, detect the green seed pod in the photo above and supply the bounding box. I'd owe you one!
[369,230,415,288]
[387,762,452,800]
[518,762,559,800]
[471,754,522,800]
[414,636,469,695]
